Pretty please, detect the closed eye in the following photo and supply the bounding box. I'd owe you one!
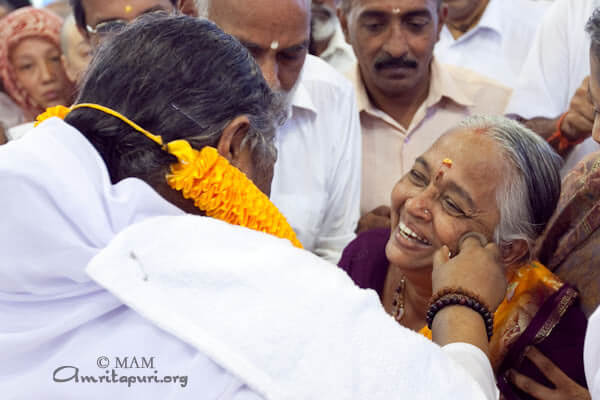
[442,197,466,217]
[409,169,428,187]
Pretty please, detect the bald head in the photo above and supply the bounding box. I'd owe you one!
[197,0,310,92]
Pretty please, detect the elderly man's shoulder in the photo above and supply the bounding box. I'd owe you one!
[445,64,513,114]
[300,55,356,99]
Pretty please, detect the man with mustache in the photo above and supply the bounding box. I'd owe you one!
[339,0,511,232]
[197,0,362,263]
[310,0,356,72]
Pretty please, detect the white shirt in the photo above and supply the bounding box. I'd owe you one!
[505,0,600,175]
[435,0,549,89]
[585,306,600,399]
[271,55,361,264]
[319,23,357,74]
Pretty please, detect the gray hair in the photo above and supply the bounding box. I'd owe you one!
[458,115,563,262]
[586,7,600,52]
[66,13,284,184]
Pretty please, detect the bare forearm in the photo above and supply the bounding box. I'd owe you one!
[432,306,489,358]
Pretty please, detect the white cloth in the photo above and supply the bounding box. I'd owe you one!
[0,92,25,130]
[0,118,496,400]
[271,55,361,264]
[585,306,600,399]
[319,23,356,74]
[0,118,262,399]
[435,0,549,89]
[6,122,34,141]
[505,0,600,175]
[88,215,498,400]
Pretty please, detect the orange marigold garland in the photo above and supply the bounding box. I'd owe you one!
[165,140,302,248]
[35,105,303,248]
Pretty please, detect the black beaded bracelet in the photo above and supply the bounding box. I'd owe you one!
[426,293,494,341]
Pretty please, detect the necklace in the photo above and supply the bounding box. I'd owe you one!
[391,276,406,323]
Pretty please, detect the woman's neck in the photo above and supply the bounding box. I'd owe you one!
[383,264,433,332]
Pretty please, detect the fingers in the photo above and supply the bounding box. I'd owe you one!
[433,245,450,269]
[356,211,390,234]
[524,347,571,387]
[458,232,488,250]
[508,369,557,400]
[371,205,391,217]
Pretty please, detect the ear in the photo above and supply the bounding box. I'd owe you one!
[337,8,351,44]
[216,115,251,166]
[436,3,448,42]
[501,240,529,266]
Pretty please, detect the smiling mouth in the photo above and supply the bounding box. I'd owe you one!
[398,221,432,246]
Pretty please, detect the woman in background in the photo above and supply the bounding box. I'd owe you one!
[0,6,74,140]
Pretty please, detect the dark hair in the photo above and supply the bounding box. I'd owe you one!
[69,0,178,31]
[65,13,283,185]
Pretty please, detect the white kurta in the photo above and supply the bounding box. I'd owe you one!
[505,0,600,175]
[1,118,496,399]
[585,306,600,398]
[271,55,362,264]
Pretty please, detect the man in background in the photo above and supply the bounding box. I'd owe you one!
[339,0,511,232]
[310,0,356,73]
[435,0,548,89]
[198,0,362,263]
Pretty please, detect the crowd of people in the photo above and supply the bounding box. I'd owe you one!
[0,0,599,399]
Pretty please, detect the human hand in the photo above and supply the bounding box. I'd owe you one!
[356,205,390,234]
[508,346,591,400]
[432,234,506,312]
[561,76,594,143]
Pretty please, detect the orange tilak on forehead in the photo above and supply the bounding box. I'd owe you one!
[435,158,453,182]
[125,5,133,13]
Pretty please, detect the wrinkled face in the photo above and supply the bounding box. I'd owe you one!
[589,48,600,144]
[209,0,310,93]
[62,22,92,83]
[343,0,443,97]
[443,0,483,23]
[11,37,73,111]
[386,128,503,270]
[81,0,175,47]
[311,0,339,41]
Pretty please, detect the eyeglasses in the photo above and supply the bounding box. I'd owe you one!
[86,20,128,37]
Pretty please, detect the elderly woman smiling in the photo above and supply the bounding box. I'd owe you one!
[339,115,589,398]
